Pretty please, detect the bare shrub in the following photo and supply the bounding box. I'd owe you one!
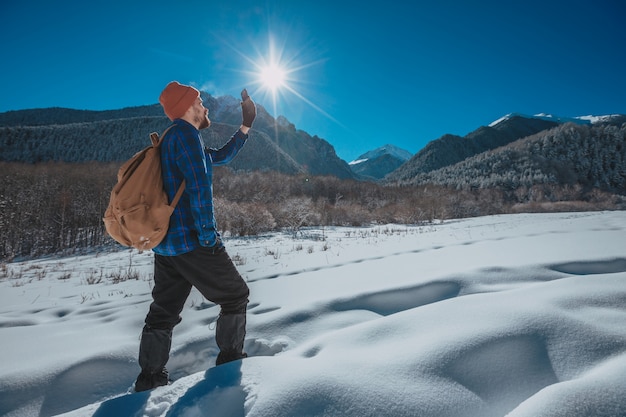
[272,197,319,235]
[107,269,140,284]
[215,198,276,236]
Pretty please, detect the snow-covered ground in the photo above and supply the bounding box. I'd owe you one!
[1,211,625,417]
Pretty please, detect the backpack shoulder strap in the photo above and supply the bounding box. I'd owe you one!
[150,125,176,147]
[151,125,186,208]
[171,180,186,208]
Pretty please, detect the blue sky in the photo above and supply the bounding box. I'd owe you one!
[2,0,625,161]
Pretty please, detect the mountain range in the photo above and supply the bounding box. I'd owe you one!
[1,95,625,194]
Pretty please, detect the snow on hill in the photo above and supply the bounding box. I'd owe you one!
[575,114,625,124]
[1,211,625,417]
[489,112,623,128]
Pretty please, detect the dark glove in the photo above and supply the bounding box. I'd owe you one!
[241,88,256,128]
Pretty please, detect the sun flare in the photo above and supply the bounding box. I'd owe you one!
[227,31,341,128]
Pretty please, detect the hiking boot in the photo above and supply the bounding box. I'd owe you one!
[134,368,170,392]
[216,350,248,366]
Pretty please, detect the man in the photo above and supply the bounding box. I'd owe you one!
[134,81,256,392]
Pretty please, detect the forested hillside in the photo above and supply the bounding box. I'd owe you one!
[0,93,354,178]
[386,116,560,181]
[386,123,626,195]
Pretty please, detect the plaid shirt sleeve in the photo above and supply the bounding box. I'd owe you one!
[208,130,249,166]
[154,120,247,256]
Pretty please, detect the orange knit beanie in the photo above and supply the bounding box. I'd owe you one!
[159,81,200,121]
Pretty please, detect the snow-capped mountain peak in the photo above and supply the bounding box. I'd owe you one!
[349,144,412,166]
[348,144,414,180]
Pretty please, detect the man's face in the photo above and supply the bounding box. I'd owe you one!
[191,97,210,129]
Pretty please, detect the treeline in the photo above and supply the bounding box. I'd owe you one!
[0,162,117,261]
[1,161,623,261]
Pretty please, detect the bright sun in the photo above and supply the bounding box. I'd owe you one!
[259,63,286,93]
[233,32,340,127]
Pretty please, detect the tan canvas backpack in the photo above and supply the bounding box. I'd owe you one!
[103,126,185,252]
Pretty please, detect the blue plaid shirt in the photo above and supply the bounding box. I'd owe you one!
[153,119,248,256]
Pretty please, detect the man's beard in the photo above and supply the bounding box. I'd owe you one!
[198,114,211,130]
[193,107,211,130]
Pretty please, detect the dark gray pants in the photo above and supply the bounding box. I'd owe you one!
[138,244,249,374]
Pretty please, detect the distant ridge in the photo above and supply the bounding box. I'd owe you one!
[0,105,164,126]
